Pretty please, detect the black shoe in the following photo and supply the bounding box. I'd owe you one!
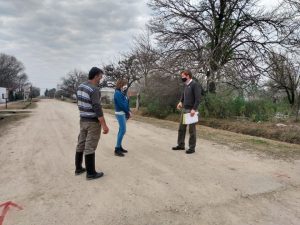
[85,153,104,180]
[120,146,128,153]
[75,168,86,176]
[186,149,195,154]
[75,152,86,175]
[172,146,185,150]
[115,148,125,157]
[86,172,104,180]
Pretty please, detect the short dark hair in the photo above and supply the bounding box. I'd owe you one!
[88,67,103,80]
[180,70,192,78]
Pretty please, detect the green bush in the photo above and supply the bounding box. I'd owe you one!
[200,93,290,122]
[141,91,178,119]
[200,93,244,118]
[140,82,292,122]
[143,99,174,119]
[244,100,276,121]
[129,96,137,108]
[14,92,24,101]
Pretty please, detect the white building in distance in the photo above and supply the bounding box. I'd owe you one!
[0,87,7,104]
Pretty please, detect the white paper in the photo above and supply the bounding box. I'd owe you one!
[183,112,199,125]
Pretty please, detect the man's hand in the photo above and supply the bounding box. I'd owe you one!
[177,102,183,110]
[190,109,196,117]
[98,116,109,134]
[102,124,109,134]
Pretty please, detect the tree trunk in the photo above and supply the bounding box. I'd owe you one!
[207,69,217,93]
[295,93,300,122]
[285,89,294,106]
[136,93,140,111]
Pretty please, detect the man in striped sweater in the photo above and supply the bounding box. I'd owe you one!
[75,67,109,180]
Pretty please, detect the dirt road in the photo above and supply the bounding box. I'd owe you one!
[0,99,299,225]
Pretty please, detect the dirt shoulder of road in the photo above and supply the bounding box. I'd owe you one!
[0,101,37,137]
[199,117,300,145]
[0,114,30,137]
[139,109,300,145]
[104,109,300,160]
[0,99,39,110]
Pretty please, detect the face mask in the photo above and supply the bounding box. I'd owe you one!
[122,85,128,92]
[181,77,187,82]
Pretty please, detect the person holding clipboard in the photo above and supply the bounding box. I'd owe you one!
[172,70,201,154]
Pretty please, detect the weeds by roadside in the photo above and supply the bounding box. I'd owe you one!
[104,108,300,160]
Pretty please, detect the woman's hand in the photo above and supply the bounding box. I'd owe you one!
[126,112,132,120]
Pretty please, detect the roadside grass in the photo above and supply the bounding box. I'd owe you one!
[199,118,300,145]
[0,100,37,136]
[0,99,39,110]
[104,108,300,160]
[131,108,300,145]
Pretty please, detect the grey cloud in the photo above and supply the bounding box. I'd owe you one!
[0,0,150,90]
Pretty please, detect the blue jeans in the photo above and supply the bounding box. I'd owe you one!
[115,114,127,148]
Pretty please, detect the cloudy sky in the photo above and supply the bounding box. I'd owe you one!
[0,0,150,92]
[0,0,275,93]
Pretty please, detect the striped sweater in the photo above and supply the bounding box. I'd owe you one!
[77,81,103,122]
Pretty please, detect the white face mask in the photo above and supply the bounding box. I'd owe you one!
[122,85,128,91]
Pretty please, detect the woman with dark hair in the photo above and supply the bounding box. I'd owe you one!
[114,79,131,157]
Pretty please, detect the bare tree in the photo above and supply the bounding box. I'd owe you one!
[144,71,182,117]
[265,51,300,108]
[104,54,142,90]
[31,86,41,98]
[0,53,25,88]
[47,88,56,99]
[285,0,300,12]
[132,31,160,88]
[220,58,261,95]
[60,69,87,98]
[296,92,300,121]
[16,73,30,91]
[148,0,300,92]
[103,64,121,86]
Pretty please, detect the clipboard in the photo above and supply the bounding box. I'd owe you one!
[182,112,199,125]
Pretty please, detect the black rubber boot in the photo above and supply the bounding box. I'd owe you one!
[85,153,104,180]
[120,146,128,153]
[172,146,185,150]
[75,152,86,175]
[115,147,125,157]
[186,149,195,154]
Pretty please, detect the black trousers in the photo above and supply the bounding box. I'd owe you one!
[177,110,197,150]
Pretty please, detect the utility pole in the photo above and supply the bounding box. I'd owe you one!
[5,89,8,109]
[30,85,32,104]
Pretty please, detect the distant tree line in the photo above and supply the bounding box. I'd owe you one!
[0,53,40,100]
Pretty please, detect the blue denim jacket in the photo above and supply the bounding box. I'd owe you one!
[114,89,130,116]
